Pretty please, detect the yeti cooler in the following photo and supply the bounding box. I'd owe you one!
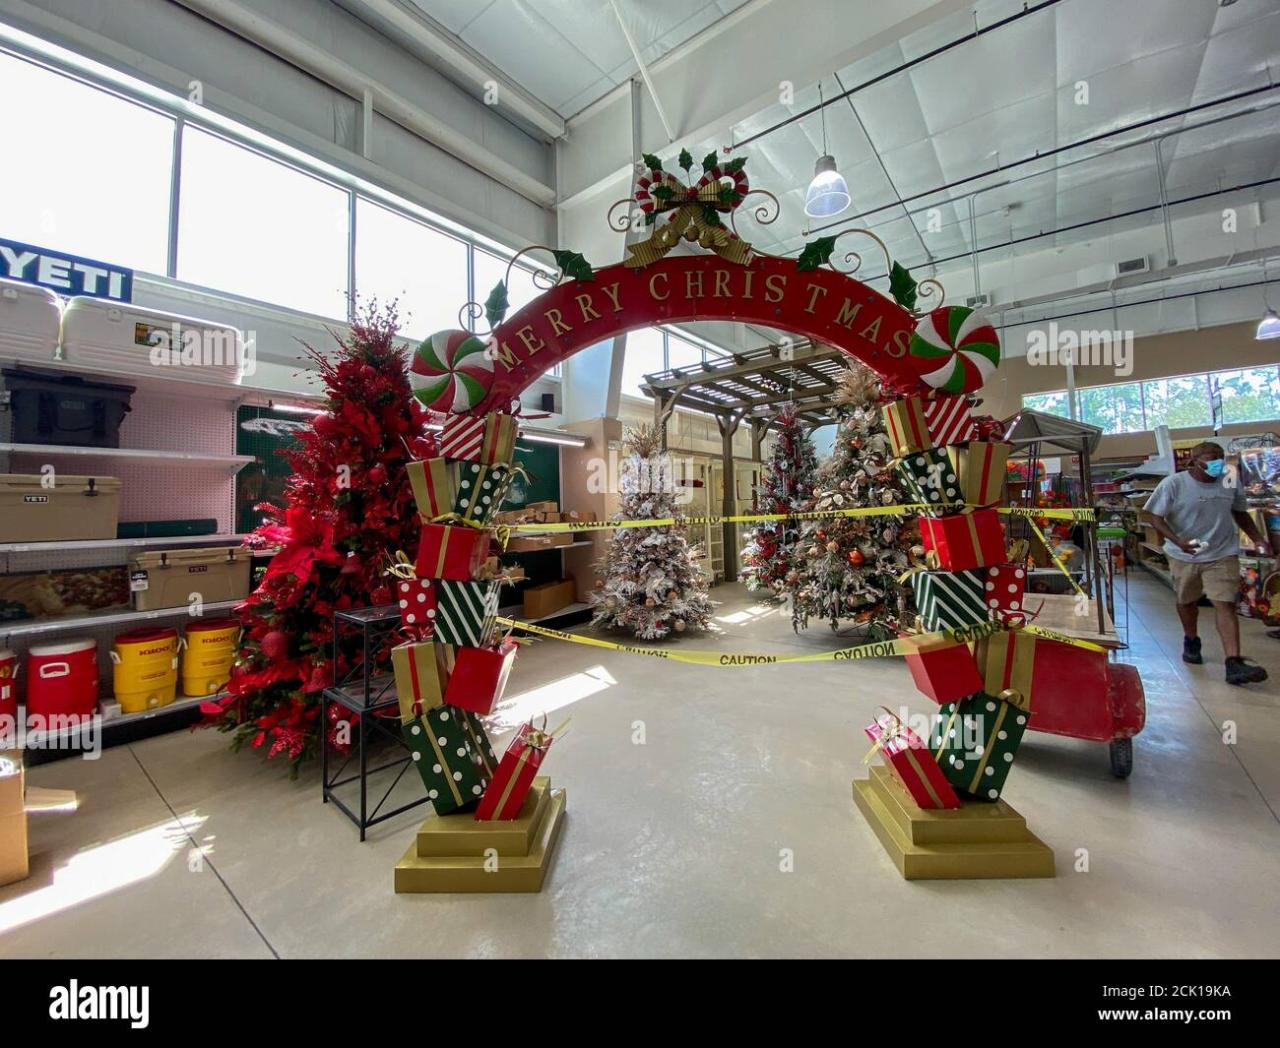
[0,278,60,368]
[60,297,245,388]
[1,365,134,448]
[129,546,250,612]
[0,474,121,542]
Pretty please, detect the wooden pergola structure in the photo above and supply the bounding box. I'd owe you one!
[640,339,848,577]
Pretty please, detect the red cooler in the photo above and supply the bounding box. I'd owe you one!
[26,638,99,718]
[0,649,16,722]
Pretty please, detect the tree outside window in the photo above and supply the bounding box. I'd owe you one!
[1142,375,1212,430]
[1078,383,1144,434]
[1216,367,1280,425]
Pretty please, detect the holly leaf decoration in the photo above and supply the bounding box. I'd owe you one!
[642,153,663,173]
[702,207,722,227]
[796,235,838,272]
[722,156,747,175]
[552,249,595,282]
[651,183,676,201]
[678,147,693,172]
[888,261,918,311]
[718,187,743,206]
[483,280,509,328]
[702,151,719,173]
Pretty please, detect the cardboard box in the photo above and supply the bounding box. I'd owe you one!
[506,534,573,552]
[130,546,251,611]
[522,579,577,619]
[0,474,121,543]
[0,755,73,887]
[562,510,597,523]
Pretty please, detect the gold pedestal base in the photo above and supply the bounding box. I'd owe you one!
[394,777,566,894]
[853,766,1054,880]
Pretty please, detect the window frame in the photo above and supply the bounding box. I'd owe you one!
[1021,364,1280,434]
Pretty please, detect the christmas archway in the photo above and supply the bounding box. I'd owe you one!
[409,150,999,417]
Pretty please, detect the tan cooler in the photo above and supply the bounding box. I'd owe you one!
[0,475,121,542]
[129,546,251,612]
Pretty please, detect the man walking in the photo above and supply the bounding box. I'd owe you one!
[1146,441,1270,686]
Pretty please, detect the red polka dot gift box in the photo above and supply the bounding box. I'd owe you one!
[397,577,438,634]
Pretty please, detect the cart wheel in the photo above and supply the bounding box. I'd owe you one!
[1109,737,1134,779]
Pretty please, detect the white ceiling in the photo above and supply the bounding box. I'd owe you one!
[404,0,750,117]
[715,0,1280,278]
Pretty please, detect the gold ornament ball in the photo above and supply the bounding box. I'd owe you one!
[826,540,840,554]
[645,596,656,609]
[674,620,686,632]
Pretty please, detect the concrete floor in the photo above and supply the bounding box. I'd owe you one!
[2,574,1278,959]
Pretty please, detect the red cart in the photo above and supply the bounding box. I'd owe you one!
[1001,411,1145,778]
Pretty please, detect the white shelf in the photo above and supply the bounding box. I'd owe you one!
[501,601,590,624]
[19,692,215,748]
[10,354,325,406]
[0,533,247,554]
[1,600,241,640]
[0,442,255,473]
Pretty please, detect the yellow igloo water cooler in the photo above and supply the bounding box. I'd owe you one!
[181,618,240,697]
[111,626,178,713]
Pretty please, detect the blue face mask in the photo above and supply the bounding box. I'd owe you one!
[1203,459,1226,478]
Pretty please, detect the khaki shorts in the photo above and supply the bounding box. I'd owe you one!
[1169,555,1241,604]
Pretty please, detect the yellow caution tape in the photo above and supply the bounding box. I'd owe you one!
[502,504,1094,536]
[495,615,1107,663]
[1018,514,1089,599]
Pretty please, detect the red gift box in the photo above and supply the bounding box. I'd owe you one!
[475,718,561,821]
[982,563,1027,625]
[397,577,438,633]
[414,522,489,581]
[440,414,518,464]
[920,508,1005,571]
[902,635,984,705]
[923,395,976,448]
[864,712,961,810]
[443,638,518,715]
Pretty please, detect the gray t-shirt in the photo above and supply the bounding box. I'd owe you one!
[1145,469,1246,563]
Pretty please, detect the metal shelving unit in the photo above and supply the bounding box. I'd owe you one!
[0,441,255,473]
[0,600,241,642]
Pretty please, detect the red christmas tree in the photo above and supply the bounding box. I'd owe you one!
[203,301,433,769]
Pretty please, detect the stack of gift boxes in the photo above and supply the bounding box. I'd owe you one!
[869,392,1039,807]
[393,413,560,821]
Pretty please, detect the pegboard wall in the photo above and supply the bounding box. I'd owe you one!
[5,389,239,560]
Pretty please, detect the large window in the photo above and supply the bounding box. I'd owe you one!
[178,128,349,318]
[621,328,667,398]
[0,53,173,272]
[1023,365,1280,434]
[355,199,467,338]
[473,249,542,323]
[620,328,726,399]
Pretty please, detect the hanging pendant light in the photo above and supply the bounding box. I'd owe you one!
[1257,309,1280,340]
[804,80,850,219]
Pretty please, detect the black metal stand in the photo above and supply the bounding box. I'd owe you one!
[321,604,430,841]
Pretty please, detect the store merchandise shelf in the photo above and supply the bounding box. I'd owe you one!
[500,601,591,625]
[0,600,241,640]
[1140,541,1168,556]
[1136,558,1174,589]
[18,692,216,749]
[0,442,255,473]
[0,533,248,554]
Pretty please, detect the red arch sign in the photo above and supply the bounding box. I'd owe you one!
[470,253,928,414]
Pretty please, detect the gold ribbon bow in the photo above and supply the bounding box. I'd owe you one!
[523,714,571,751]
[384,550,417,581]
[624,172,753,269]
[863,706,911,763]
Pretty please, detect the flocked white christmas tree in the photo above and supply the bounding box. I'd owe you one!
[588,424,715,640]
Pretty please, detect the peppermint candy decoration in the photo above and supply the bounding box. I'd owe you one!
[411,329,494,413]
[910,307,1001,395]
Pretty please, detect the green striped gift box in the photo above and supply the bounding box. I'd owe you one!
[434,579,500,648]
[913,568,990,632]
